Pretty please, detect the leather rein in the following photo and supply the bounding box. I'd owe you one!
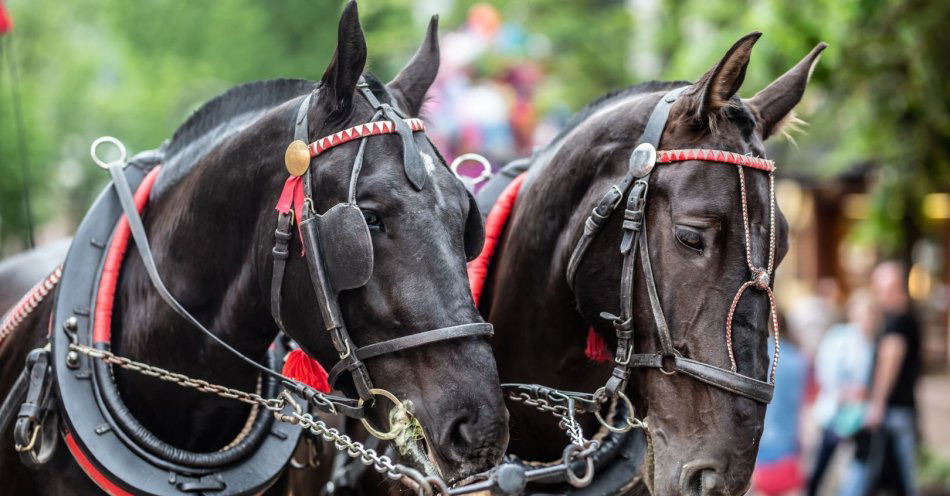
[566,86,780,405]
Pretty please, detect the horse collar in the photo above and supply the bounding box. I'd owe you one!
[49,156,301,495]
[567,87,779,404]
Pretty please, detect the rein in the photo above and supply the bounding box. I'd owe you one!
[566,87,779,404]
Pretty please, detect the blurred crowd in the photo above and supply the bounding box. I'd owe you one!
[753,262,924,496]
[423,3,563,176]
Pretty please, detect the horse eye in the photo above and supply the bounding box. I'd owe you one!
[675,228,703,253]
[362,209,384,231]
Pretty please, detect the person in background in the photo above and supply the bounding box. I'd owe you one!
[753,312,809,496]
[807,290,877,495]
[841,261,921,496]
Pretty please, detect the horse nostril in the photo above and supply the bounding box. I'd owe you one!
[680,462,727,496]
[438,405,506,466]
[448,413,475,449]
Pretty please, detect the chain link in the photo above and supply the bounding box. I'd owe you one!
[70,343,286,412]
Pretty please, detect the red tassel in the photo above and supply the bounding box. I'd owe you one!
[585,327,611,363]
[282,349,330,393]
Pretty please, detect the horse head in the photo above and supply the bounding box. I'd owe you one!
[570,34,825,495]
[274,2,507,483]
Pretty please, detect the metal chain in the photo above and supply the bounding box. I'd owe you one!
[69,343,438,493]
[69,344,616,494]
[69,343,286,412]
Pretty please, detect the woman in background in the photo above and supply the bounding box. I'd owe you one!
[807,290,877,495]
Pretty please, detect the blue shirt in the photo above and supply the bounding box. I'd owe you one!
[757,339,807,463]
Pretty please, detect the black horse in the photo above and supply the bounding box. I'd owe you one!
[0,2,507,494]
[477,34,825,495]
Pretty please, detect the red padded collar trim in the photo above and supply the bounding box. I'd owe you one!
[93,166,162,344]
[468,173,527,306]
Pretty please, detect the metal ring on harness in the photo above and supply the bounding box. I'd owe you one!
[356,388,414,441]
[562,444,596,488]
[90,136,127,169]
[593,387,638,434]
[450,153,492,192]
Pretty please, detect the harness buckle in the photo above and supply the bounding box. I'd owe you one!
[13,346,58,468]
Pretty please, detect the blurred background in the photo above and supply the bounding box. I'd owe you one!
[0,0,948,493]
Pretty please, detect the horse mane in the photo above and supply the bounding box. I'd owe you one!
[152,78,319,197]
[548,80,690,146]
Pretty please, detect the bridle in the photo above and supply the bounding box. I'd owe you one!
[566,86,780,404]
[270,78,493,403]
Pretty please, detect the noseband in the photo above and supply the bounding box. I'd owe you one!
[270,79,493,402]
[566,87,779,404]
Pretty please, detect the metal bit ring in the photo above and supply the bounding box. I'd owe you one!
[356,388,412,441]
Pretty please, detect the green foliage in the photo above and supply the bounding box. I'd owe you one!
[0,0,946,256]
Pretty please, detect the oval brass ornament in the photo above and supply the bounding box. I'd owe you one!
[285,140,311,177]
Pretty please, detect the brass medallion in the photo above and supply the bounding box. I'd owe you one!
[285,140,311,177]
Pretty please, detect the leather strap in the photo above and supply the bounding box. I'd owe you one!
[636,86,687,148]
[107,163,292,387]
[0,366,29,438]
[327,323,493,387]
[637,223,674,357]
[628,354,773,404]
[270,212,293,332]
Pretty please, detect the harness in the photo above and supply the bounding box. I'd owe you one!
[43,153,302,495]
[566,86,780,404]
[269,79,493,402]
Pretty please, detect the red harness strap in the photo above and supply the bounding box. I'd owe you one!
[64,432,134,496]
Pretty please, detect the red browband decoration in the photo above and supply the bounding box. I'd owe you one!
[657,148,775,172]
[308,118,425,157]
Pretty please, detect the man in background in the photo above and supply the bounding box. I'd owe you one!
[842,261,921,496]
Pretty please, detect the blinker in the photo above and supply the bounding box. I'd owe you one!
[309,203,374,292]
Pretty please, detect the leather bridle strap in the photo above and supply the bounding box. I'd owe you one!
[272,84,496,403]
[327,323,493,388]
[628,355,773,403]
[566,86,777,404]
[568,87,687,397]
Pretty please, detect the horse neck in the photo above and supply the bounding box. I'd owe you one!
[111,106,291,450]
[487,147,611,393]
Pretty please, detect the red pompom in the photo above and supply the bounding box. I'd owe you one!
[585,327,611,363]
[282,349,330,393]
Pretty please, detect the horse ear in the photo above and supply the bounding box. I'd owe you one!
[386,15,440,117]
[321,1,367,115]
[690,32,761,119]
[747,42,827,139]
